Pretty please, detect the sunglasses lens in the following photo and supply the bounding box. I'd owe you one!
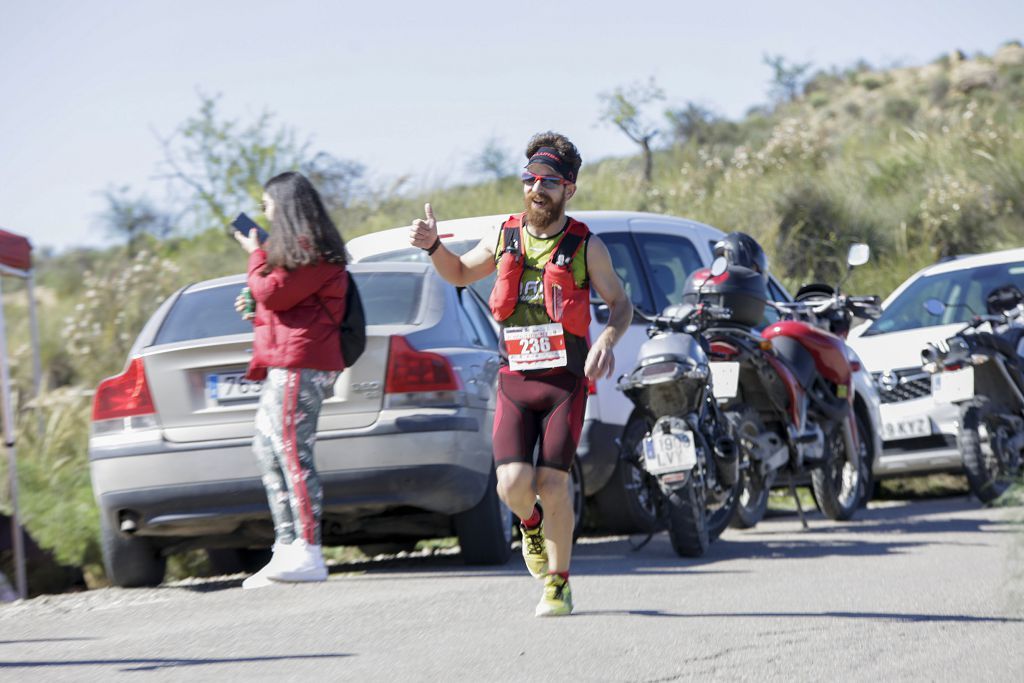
[539,178,561,189]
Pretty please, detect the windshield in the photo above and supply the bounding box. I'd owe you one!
[863,260,1024,336]
[358,240,497,302]
[153,271,426,345]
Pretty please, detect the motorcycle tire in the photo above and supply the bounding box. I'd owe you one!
[725,405,770,529]
[959,401,1015,504]
[810,419,863,521]
[666,479,710,558]
[691,426,738,541]
[592,413,660,534]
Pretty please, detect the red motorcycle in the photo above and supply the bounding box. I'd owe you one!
[690,241,874,527]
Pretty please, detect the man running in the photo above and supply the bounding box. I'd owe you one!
[409,132,631,616]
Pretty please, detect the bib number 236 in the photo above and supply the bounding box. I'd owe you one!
[504,323,568,371]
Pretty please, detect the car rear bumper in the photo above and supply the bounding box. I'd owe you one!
[90,410,492,538]
[875,434,962,477]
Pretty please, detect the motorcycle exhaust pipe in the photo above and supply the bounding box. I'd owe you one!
[714,436,740,487]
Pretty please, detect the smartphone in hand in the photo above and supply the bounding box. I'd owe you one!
[231,213,269,244]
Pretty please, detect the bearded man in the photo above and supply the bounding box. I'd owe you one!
[409,132,631,616]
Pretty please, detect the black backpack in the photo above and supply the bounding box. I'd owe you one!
[319,270,366,367]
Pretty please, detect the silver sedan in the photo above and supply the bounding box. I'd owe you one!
[89,262,511,587]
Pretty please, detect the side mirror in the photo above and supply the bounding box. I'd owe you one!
[847,243,870,268]
[923,298,946,316]
[710,256,728,277]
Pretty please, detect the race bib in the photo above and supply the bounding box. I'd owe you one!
[503,323,567,371]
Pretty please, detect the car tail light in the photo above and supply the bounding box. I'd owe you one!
[384,336,464,408]
[92,357,160,434]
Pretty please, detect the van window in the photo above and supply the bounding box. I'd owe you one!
[596,232,654,316]
[634,233,703,311]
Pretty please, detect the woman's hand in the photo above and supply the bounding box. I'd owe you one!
[234,292,255,321]
[234,228,261,255]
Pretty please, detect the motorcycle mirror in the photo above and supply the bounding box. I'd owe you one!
[710,256,728,277]
[847,243,870,268]
[923,298,946,316]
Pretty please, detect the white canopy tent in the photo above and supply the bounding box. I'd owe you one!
[0,227,43,600]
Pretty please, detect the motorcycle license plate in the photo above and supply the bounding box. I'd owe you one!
[709,361,740,400]
[931,367,974,404]
[643,430,698,476]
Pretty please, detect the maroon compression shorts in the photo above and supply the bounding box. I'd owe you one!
[493,368,587,472]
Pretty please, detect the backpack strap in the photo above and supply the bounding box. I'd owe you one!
[551,219,589,267]
[499,213,524,257]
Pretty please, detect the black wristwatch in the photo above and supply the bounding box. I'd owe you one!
[425,237,441,255]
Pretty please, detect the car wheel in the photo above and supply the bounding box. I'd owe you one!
[592,413,659,534]
[454,465,513,565]
[100,515,166,588]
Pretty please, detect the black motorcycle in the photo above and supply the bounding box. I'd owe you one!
[921,285,1024,503]
[617,258,740,557]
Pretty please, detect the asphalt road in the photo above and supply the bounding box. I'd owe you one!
[1,496,1022,682]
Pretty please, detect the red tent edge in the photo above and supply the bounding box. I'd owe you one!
[0,228,32,271]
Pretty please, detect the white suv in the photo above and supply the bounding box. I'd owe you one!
[847,247,1024,478]
[349,211,881,530]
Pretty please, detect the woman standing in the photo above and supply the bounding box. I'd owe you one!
[234,171,348,589]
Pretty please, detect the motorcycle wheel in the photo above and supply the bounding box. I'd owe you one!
[959,401,1017,504]
[692,426,738,541]
[725,405,770,529]
[592,413,660,534]
[811,419,863,521]
[666,478,710,558]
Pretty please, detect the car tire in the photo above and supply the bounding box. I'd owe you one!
[455,465,513,565]
[100,516,166,588]
[592,413,659,534]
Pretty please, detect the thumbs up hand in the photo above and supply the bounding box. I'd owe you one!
[410,203,439,250]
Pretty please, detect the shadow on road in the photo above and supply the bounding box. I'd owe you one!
[571,609,1024,624]
[167,496,1021,590]
[0,653,351,672]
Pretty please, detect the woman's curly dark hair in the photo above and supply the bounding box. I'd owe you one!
[260,171,347,273]
[525,131,582,180]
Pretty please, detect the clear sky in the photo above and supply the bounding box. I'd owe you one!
[1,0,1020,252]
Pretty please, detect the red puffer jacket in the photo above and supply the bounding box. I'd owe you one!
[245,249,348,381]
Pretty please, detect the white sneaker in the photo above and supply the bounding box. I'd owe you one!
[242,543,290,590]
[267,540,328,583]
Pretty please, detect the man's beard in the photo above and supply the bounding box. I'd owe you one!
[524,190,565,230]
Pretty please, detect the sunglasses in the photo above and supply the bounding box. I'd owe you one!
[521,171,572,190]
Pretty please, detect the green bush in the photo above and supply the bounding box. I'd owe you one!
[884,97,919,122]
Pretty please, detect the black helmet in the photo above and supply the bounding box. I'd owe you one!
[713,232,768,275]
[986,284,1024,315]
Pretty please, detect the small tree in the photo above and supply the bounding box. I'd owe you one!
[764,54,813,103]
[155,93,365,234]
[97,186,172,256]
[467,137,515,181]
[598,78,665,182]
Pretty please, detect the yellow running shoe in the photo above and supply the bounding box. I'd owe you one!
[535,573,573,617]
[520,523,548,579]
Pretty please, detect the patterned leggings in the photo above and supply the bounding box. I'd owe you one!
[253,367,339,545]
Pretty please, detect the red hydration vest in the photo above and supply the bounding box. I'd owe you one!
[488,213,592,337]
